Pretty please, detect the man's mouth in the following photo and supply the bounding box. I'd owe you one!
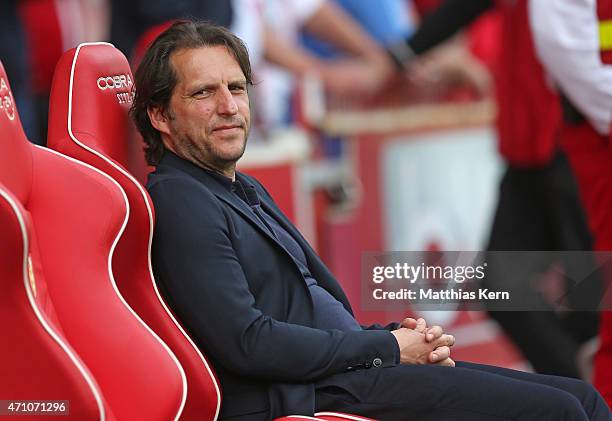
[212,124,243,132]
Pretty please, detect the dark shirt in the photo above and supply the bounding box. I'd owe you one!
[209,168,362,332]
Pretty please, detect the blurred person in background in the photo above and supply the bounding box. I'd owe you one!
[252,0,394,130]
[301,0,416,61]
[299,0,416,159]
[299,0,491,159]
[301,0,494,93]
[385,0,600,380]
[529,0,612,405]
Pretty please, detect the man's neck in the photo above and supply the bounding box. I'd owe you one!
[166,146,236,181]
[207,162,236,181]
[191,156,236,181]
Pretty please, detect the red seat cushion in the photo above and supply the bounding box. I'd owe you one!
[0,185,104,420]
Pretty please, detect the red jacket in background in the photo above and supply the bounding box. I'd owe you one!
[495,0,561,167]
[560,0,612,406]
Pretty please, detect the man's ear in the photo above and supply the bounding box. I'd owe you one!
[147,106,171,136]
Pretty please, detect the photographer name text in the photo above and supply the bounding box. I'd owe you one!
[372,288,510,301]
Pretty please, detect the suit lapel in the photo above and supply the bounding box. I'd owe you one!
[215,190,281,245]
[254,182,353,312]
[201,177,286,250]
[211,184,315,294]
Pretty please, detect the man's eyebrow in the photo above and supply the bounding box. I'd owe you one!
[228,79,247,87]
[186,79,247,94]
[186,82,217,93]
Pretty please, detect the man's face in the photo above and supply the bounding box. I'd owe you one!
[151,46,250,175]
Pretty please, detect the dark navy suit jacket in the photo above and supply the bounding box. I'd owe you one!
[148,152,399,420]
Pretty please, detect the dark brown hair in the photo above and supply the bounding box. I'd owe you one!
[130,20,253,166]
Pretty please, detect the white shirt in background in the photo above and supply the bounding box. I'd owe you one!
[230,0,264,71]
[529,0,612,135]
[256,0,325,129]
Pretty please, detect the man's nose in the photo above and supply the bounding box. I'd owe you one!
[216,86,238,115]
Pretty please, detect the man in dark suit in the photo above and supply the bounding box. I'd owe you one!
[131,20,611,421]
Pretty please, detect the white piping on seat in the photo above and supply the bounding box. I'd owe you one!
[315,412,375,421]
[0,187,105,421]
[66,42,221,420]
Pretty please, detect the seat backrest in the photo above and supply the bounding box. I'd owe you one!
[47,42,221,421]
[131,21,174,69]
[0,183,105,420]
[0,60,186,421]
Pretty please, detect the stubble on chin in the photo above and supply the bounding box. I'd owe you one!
[175,131,248,175]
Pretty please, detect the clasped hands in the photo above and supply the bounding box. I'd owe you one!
[391,317,456,367]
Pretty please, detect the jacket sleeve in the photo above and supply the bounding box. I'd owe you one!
[408,0,493,55]
[386,0,493,67]
[149,177,399,382]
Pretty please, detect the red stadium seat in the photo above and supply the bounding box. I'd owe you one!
[48,42,221,421]
[0,60,185,420]
[0,184,104,420]
[131,21,174,68]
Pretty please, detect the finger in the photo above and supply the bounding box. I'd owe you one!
[435,357,456,367]
[432,334,455,348]
[425,325,443,342]
[429,346,450,363]
[415,318,427,333]
[400,317,418,329]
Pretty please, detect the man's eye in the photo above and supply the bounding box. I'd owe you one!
[193,89,212,98]
[230,85,246,93]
